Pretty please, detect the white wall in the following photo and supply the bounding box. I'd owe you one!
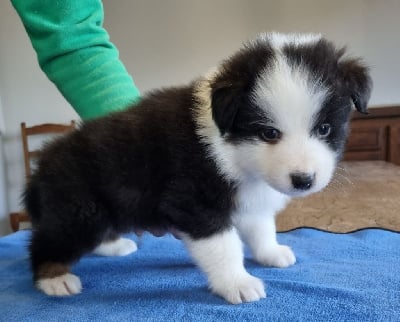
[0,96,8,235]
[102,0,400,105]
[0,2,78,234]
[0,0,399,235]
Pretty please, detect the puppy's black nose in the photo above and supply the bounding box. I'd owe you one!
[290,172,315,190]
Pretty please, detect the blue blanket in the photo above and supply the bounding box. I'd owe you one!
[0,228,399,321]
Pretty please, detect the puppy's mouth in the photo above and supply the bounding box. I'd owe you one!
[283,188,318,198]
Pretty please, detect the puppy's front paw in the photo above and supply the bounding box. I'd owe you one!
[211,273,266,304]
[255,244,296,268]
[36,273,82,296]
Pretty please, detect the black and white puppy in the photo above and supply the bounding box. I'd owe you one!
[25,33,371,304]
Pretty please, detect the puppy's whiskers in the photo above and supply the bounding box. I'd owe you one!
[325,166,354,195]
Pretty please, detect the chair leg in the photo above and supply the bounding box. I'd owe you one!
[9,213,20,232]
[9,212,30,232]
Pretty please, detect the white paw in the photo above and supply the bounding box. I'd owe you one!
[211,273,266,304]
[93,237,137,256]
[37,273,82,296]
[255,244,296,268]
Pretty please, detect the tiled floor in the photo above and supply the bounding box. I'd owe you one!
[277,161,400,232]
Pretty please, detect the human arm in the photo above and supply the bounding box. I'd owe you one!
[11,0,140,120]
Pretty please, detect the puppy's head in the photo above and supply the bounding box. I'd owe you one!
[198,32,372,197]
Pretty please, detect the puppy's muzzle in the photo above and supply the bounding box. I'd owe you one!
[290,172,315,190]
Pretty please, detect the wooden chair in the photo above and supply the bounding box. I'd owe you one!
[9,121,76,232]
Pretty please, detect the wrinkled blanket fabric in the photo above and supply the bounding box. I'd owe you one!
[0,228,399,321]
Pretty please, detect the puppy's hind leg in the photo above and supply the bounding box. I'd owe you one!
[30,231,86,296]
[30,206,110,296]
[182,228,266,304]
[35,262,82,296]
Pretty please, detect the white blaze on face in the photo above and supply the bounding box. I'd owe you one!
[236,53,336,197]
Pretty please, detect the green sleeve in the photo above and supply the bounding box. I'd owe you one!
[11,0,141,120]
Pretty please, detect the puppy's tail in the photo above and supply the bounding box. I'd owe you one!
[22,175,41,225]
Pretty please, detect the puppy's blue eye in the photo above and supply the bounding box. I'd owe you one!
[318,123,331,138]
[259,127,281,143]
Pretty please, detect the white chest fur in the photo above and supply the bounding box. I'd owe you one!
[234,178,290,217]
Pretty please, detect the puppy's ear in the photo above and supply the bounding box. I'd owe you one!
[211,81,242,136]
[338,57,372,114]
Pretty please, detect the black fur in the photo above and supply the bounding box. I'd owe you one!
[283,38,372,113]
[211,40,275,137]
[211,37,372,152]
[281,38,372,154]
[26,86,236,279]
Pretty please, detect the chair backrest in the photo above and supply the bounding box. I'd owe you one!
[21,121,76,178]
